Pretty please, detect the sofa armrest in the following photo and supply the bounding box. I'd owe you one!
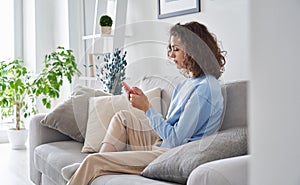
[29,113,72,184]
[187,155,249,185]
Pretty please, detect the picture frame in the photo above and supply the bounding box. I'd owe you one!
[158,0,201,19]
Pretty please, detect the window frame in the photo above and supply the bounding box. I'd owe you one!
[13,0,24,58]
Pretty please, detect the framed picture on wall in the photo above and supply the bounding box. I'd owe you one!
[158,0,201,19]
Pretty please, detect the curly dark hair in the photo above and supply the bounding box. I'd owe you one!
[168,22,226,79]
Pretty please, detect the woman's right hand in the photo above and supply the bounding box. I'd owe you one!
[122,81,136,95]
[128,87,151,113]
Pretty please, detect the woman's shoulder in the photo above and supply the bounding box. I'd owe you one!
[193,75,222,96]
[190,75,218,87]
[175,75,221,95]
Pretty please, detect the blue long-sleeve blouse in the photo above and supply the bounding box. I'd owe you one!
[145,75,224,148]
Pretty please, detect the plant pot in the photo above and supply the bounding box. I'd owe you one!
[7,128,28,150]
[101,26,112,34]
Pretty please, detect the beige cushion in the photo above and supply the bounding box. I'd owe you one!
[40,85,110,142]
[82,88,162,153]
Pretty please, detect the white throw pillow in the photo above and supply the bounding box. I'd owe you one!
[82,88,162,153]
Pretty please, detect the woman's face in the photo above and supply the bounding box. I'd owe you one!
[168,36,186,69]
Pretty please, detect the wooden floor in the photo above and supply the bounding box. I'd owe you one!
[0,143,34,185]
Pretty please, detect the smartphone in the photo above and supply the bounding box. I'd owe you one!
[122,81,136,94]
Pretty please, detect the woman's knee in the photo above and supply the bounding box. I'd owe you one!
[100,142,118,153]
[84,153,101,164]
[112,110,133,127]
[115,110,150,131]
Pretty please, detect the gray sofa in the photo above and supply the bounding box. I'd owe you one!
[29,75,249,185]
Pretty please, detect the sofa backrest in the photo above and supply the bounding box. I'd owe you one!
[138,75,248,130]
[220,81,248,130]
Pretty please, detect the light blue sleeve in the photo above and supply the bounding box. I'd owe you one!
[146,92,211,148]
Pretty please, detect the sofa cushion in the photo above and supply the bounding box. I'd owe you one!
[187,155,249,185]
[82,87,162,153]
[41,174,57,185]
[141,127,248,184]
[91,174,179,185]
[220,81,248,130]
[34,141,87,185]
[40,85,110,142]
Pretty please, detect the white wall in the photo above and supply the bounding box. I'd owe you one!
[53,0,70,47]
[125,0,250,83]
[24,0,70,72]
[23,0,71,113]
[23,0,36,72]
[35,0,55,73]
[249,0,300,185]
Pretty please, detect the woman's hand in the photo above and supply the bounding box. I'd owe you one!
[128,87,151,113]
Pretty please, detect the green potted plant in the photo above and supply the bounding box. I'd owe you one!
[99,15,113,34]
[0,46,81,149]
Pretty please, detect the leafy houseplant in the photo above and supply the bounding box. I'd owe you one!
[99,48,127,95]
[0,46,81,131]
[99,15,113,34]
[0,59,33,130]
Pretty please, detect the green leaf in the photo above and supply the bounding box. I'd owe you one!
[42,98,47,105]
[46,102,51,109]
[1,84,6,91]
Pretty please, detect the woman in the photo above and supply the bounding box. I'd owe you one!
[66,21,226,185]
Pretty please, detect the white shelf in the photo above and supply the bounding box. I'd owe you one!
[79,76,98,81]
[82,33,131,40]
[80,0,128,89]
[82,33,115,40]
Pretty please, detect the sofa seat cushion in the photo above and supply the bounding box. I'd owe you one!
[34,141,178,185]
[91,174,179,185]
[34,141,88,185]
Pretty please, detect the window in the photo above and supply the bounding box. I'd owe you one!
[0,0,23,142]
[0,1,14,61]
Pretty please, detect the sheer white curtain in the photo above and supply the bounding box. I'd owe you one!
[0,1,14,61]
[0,0,20,142]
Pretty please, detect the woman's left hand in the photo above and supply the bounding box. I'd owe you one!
[128,87,151,113]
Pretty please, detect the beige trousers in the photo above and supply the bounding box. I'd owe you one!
[67,110,168,185]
